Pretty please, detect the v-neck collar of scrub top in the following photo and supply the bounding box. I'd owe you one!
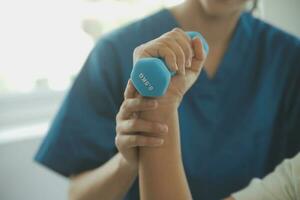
[161,8,255,90]
[160,8,256,130]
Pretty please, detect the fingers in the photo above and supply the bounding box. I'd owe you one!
[134,28,194,75]
[190,36,206,73]
[160,36,186,74]
[144,42,178,73]
[172,29,194,69]
[116,118,168,135]
[163,28,194,74]
[115,134,164,150]
[193,37,206,60]
[117,98,158,119]
[124,79,137,99]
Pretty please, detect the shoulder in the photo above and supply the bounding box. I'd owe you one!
[250,17,300,116]
[251,14,300,64]
[249,13,300,47]
[245,14,300,78]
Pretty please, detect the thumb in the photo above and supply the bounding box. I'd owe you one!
[190,37,206,73]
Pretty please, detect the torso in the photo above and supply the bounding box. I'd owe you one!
[103,8,300,200]
[169,6,238,79]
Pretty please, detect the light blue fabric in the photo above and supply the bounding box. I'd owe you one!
[35,8,300,200]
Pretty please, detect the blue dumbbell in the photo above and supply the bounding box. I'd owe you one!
[130,31,209,97]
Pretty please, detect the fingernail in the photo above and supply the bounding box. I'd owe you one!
[154,139,164,145]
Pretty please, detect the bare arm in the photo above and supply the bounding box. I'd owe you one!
[139,103,192,200]
[69,79,167,200]
[230,153,300,200]
[69,28,206,200]
[69,153,137,200]
[135,28,206,200]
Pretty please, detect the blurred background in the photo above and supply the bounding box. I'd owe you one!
[0,0,299,199]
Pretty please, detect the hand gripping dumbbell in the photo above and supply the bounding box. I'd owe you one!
[130,31,209,97]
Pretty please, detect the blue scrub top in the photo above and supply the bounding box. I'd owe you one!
[35,8,300,200]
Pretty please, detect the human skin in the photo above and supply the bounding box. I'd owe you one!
[138,0,252,199]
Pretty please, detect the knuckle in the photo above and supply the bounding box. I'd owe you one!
[159,40,170,49]
[134,44,147,57]
[156,42,166,50]
[162,35,172,41]
[172,27,182,33]
[160,36,174,46]
[122,100,130,111]
[173,28,185,37]
[173,34,182,41]
[134,45,142,54]
[133,98,140,106]
[132,99,142,110]
[115,135,121,147]
[133,47,140,57]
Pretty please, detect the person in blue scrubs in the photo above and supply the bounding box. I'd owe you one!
[35,0,300,199]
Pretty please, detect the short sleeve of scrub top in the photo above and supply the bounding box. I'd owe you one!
[35,8,300,200]
[34,38,124,176]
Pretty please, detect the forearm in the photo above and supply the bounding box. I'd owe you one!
[69,153,137,200]
[139,102,192,200]
[231,153,300,200]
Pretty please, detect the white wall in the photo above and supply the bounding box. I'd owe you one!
[0,137,68,200]
[263,0,300,37]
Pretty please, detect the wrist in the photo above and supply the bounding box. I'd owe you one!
[140,98,179,122]
[155,94,182,110]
